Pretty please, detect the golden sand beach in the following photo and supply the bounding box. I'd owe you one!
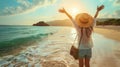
[94,26,120,41]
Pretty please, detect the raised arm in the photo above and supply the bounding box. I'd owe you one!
[59,8,73,20]
[94,5,104,18]
[59,8,80,31]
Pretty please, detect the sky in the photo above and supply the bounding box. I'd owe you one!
[0,0,120,25]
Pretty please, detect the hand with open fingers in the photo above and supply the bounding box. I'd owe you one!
[97,5,104,11]
[58,8,66,13]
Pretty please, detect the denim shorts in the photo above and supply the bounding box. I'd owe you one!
[78,48,92,58]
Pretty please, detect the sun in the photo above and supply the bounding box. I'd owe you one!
[68,8,80,17]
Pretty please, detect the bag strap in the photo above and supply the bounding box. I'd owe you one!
[78,28,83,47]
[72,28,83,48]
[73,34,77,45]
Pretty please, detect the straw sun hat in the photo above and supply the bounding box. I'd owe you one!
[75,13,94,27]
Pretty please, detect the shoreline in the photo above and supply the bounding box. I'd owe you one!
[94,26,120,42]
[1,26,119,57]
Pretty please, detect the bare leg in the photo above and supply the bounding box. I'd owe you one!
[85,57,90,67]
[79,58,84,67]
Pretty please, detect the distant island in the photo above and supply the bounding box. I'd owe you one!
[33,19,73,26]
[33,21,49,26]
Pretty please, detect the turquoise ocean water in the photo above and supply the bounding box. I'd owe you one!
[0,25,61,56]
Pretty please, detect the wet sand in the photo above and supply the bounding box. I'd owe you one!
[0,27,120,67]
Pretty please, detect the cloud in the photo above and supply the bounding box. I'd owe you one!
[102,9,120,18]
[0,0,56,16]
[3,6,24,15]
[107,0,120,7]
[114,0,120,6]
[114,9,120,17]
[116,0,120,3]
[17,0,32,8]
[101,0,120,18]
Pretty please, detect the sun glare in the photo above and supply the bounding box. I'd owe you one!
[69,8,80,17]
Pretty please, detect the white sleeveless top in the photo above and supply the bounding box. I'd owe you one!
[71,18,96,49]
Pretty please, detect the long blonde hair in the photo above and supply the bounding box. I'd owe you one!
[81,26,93,37]
[80,26,93,45]
[85,26,93,38]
